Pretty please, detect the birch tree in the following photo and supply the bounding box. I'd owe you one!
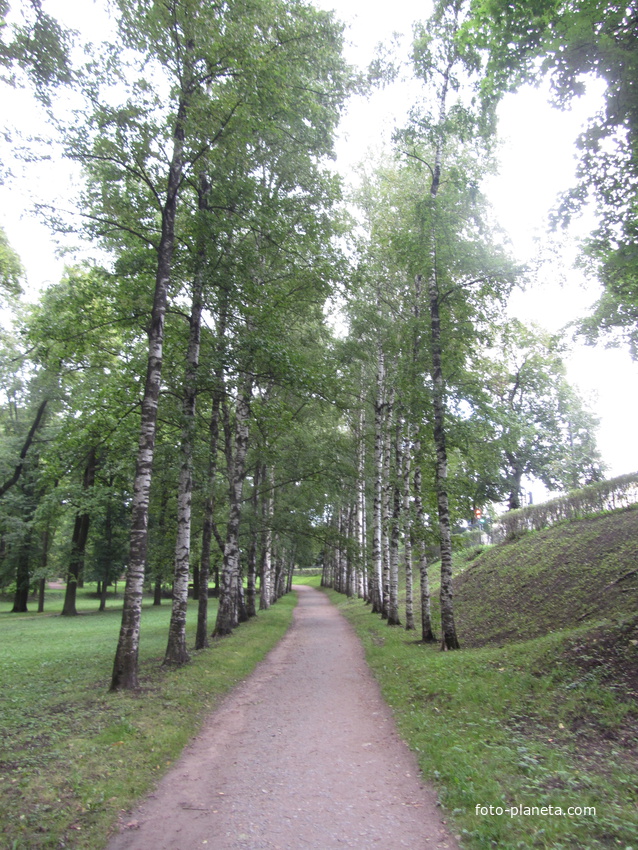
[402,0,516,648]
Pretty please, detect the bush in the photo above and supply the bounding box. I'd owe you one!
[492,472,638,541]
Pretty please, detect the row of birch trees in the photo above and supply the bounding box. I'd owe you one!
[318,0,606,649]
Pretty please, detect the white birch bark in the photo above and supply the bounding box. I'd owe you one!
[357,404,367,599]
[110,82,190,691]
[245,462,262,619]
[371,346,385,614]
[164,236,205,665]
[387,413,402,626]
[213,376,252,636]
[259,466,274,611]
[402,425,416,631]
[381,382,395,620]
[424,52,460,651]
[413,441,437,642]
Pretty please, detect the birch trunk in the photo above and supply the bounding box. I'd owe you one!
[371,346,385,614]
[423,54,460,651]
[381,383,395,620]
[413,443,436,642]
[346,505,356,598]
[356,403,367,599]
[196,306,228,649]
[387,415,402,626]
[110,85,189,690]
[426,262,459,650]
[259,466,274,611]
[402,426,415,631]
[213,377,253,636]
[164,249,204,666]
[245,462,261,619]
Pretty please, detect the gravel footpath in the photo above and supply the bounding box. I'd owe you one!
[108,585,461,850]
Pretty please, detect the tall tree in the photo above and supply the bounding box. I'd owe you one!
[483,319,605,508]
[401,0,516,648]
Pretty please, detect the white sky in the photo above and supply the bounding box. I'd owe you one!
[2,0,638,486]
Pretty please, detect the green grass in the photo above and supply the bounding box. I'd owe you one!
[323,586,638,849]
[0,586,296,849]
[315,506,638,850]
[453,507,638,646]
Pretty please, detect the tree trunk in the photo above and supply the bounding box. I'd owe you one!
[413,450,437,643]
[426,263,459,650]
[0,398,48,499]
[387,414,402,626]
[213,376,252,637]
[402,426,415,631]
[111,85,190,691]
[99,577,109,612]
[62,447,96,616]
[153,576,162,606]
[507,457,524,511]
[381,383,395,619]
[423,56,460,651]
[37,526,50,613]
[357,404,367,600]
[164,230,206,666]
[11,533,32,613]
[259,465,274,611]
[37,578,45,613]
[197,305,228,649]
[245,463,262,619]
[99,502,113,612]
[371,346,385,614]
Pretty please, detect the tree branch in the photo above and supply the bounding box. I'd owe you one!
[0,398,48,498]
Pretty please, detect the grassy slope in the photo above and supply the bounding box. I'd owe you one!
[454,506,638,647]
[0,587,296,849]
[319,506,638,849]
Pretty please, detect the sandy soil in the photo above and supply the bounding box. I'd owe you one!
[108,585,460,850]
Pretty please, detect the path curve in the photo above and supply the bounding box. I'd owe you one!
[108,585,460,850]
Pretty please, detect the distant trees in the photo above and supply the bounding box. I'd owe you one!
[484,320,605,510]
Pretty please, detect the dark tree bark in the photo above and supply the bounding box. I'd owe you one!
[0,398,48,500]
[507,454,524,511]
[62,447,97,617]
[11,534,32,613]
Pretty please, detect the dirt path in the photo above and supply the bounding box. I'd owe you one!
[108,585,460,850]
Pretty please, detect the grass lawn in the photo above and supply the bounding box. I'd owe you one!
[0,585,296,849]
[311,530,638,850]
